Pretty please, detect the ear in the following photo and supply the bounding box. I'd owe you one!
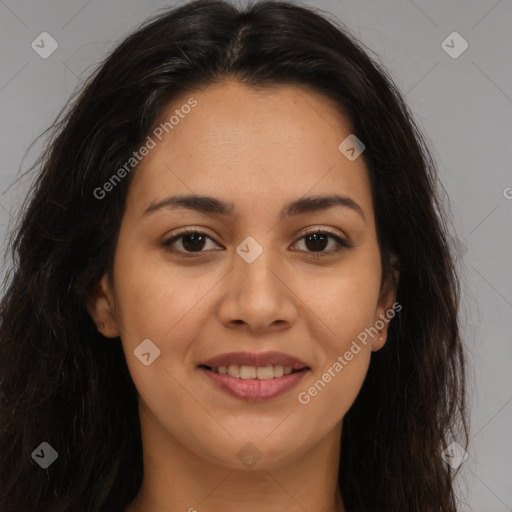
[372,254,400,352]
[86,273,121,339]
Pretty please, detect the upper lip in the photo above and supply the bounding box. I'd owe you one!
[199,351,309,370]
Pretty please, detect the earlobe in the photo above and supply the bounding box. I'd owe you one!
[85,274,121,338]
[372,254,400,352]
[372,332,386,352]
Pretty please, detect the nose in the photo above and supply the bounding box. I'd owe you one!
[216,242,298,333]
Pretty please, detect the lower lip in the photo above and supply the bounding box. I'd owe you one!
[199,367,309,401]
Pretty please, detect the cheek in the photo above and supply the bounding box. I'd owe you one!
[113,248,228,396]
[303,346,371,396]
[292,252,380,420]
[296,346,371,440]
[298,255,382,340]
[113,244,217,339]
[296,318,374,434]
[114,258,205,427]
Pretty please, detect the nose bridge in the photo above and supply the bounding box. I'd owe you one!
[217,232,297,330]
[233,234,281,299]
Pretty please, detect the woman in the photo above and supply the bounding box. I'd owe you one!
[0,1,468,511]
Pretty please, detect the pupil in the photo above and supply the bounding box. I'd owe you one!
[306,233,327,252]
[182,233,205,251]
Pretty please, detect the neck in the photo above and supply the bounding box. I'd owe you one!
[126,402,346,512]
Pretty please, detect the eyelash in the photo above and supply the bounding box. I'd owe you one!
[161,227,353,258]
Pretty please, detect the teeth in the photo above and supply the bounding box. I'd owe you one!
[228,364,240,378]
[256,366,274,380]
[272,365,284,378]
[238,365,255,379]
[211,364,295,379]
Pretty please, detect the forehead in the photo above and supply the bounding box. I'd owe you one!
[126,80,373,222]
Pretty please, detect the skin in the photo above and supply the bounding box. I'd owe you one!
[87,80,398,512]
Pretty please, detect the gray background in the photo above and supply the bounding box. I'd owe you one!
[1,0,511,510]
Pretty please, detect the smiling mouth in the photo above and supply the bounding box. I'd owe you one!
[199,364,307,380]
[198,364,310,401]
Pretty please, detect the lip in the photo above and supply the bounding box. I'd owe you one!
[199,366,310,401]
[197,351,311,402]
[199,351,309,370]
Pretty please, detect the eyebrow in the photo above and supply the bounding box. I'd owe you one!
[143,193,366,222]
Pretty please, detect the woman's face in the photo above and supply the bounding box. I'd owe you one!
[90,80,397,470]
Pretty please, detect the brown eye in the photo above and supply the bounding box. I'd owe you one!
[162,230,219,255]
[291,230,352,258]
[162,228,352,258]
[304,232,329,252]
[179,233,207,252]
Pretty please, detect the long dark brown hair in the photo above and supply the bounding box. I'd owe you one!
[0,1,469,510]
